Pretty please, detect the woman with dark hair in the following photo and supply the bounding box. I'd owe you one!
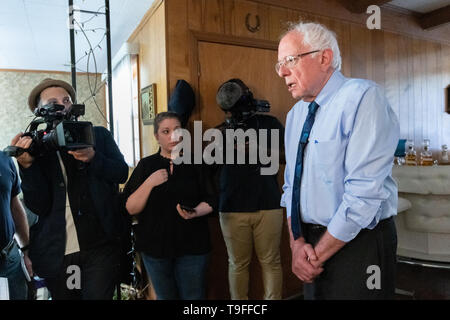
[123,112,215,300]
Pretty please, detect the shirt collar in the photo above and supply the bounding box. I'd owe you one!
[314,69,345,107]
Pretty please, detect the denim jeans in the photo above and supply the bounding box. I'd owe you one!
[0,242,28,300]
[141,253,209,300]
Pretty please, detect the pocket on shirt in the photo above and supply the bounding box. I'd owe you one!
[312,139,344,164]
[312,139,345,184]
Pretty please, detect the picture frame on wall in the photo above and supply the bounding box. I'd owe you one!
[141,83,156,125]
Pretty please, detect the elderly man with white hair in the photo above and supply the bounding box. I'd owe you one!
[277,21,400,299]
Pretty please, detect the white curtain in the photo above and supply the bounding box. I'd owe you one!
[111,54,137,167]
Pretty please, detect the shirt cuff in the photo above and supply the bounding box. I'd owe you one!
[327,207,362,242]
[280,194,290,217]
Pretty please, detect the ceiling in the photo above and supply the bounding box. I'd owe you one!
[0,0,448,73]
[0,0,155,72]
[389,0,450,13]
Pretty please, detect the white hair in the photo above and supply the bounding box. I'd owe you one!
[284,21,342,71]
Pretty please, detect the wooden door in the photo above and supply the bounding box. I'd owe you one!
[197,41,295,129]
[197,41,301,299]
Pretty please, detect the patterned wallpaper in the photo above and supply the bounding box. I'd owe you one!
[0,70,107,150]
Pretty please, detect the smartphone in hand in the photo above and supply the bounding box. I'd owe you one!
[180,205,196,214]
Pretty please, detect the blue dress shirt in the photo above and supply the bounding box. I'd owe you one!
[281,70,400,242]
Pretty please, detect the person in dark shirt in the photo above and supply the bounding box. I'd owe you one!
[0,152,32,300]
[11,78,129,300]
[124,112,216,300]
[216,111,286,300]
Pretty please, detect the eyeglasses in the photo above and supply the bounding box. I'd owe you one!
[275,50,320,74]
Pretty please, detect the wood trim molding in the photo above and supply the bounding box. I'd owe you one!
[382,4,421,16]
[252,0,450,46]
[191,31,278,50]
[338,0,391,14]
[419,5,450,30]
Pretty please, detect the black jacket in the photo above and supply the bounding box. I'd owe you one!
[214,114,285,212]
[19,126,129,278]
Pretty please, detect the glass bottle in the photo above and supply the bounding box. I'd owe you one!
[441,144,449,164]
[405,140,417,166]
[420,139,433,166]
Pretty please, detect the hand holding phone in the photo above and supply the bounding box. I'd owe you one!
[180,204,196,214]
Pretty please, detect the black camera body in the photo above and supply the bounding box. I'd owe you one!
[216,79,270,130]
[4,104,95,158]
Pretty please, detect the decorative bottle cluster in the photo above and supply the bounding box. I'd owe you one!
[405,140,417,166]
[420,139,433,166]
[399,139,449,166]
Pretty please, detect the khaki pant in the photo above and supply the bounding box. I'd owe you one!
[219,209,283,300]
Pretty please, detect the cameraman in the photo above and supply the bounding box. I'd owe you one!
[215,79,285,300]
[10,78,129,299]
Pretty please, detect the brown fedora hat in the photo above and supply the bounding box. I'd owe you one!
[27,78,76,112]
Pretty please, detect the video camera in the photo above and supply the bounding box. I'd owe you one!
[216,79,270,130]
[4,103,95,158]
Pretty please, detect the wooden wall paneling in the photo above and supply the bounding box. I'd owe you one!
[255,0,450,46]
[426,41,442,150]
[419,41,429,148]
[230,0,269,40]
[333,20,352,78]
[223,0,235,35]
[310,14,332,30]
[187,0,202,31]
[365,29,374,82]
[412,37,424,145]
[350,24,368,79]
[406,36,415,144]
[419,38,429,146]
[268,6,289,42]
[255,1,271,40]
[371,30,385,88]
[384,32,400,132]
[203,0,225,34]
[167,0,191,93]
[131,1,167,157]
[287,8,310,25]
[397,35,411,141]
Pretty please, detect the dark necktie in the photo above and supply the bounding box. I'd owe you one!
[291,101,320,240]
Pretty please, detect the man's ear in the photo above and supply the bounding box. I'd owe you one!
[320,48,334,71]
